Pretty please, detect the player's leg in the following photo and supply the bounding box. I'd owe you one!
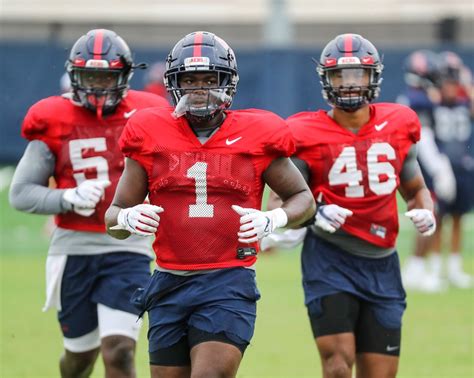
[354,252,406,378]
[447,213,472,288]
[189,330,243,377]
[187,268,260,377]
[145,271,193,378]
[354,303,402,378]
[301,232,361,377]
[98,305,140,378]
[310,293,358,378]
[402,232,434,290]
[60,342,100,378]
[58,255,102,377]
[93,252,152,377]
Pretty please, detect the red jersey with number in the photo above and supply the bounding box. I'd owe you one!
[289,103,420,248]
[119,108,295,270]
[21,90,170,232]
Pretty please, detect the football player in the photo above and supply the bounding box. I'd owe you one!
[426,51,473,289]
[268,34,435,377]
[398,50,456,292]
[105,31,315,378]
[9,29,169,377]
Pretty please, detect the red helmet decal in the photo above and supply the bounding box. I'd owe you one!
[325,58,337,67]
[93,29,104,60]
[73,58,86,67]
[110,59,124,68]
[193,32,203,57]
[361,56,374,65]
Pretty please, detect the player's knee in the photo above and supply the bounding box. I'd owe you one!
[102,337,135,374]
[60,350,97,378]
[191,365,236,378]
[322,352,353,378]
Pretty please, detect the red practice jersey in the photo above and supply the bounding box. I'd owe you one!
[289,103,421,248]
[21,90,170,232]
[120,108,295,270]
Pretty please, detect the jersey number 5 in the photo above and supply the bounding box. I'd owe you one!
[328,143,397,198]
[69,138,110,185]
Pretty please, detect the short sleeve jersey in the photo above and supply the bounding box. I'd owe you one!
[21,90,170,232]
[289,103,421,248]
[119,108,295,270]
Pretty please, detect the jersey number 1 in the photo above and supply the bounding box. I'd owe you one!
[187,162,214,218]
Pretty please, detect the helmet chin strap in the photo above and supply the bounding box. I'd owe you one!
[86,93,106,119]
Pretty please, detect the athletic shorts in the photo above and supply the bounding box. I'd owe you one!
[58,252,151,338]
[132,267,260,354]
[301,231,406,331]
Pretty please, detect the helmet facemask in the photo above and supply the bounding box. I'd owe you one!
[320,67,382,112]
[166,68,236,120]
[69,67,129,118]
[164,32,239,122]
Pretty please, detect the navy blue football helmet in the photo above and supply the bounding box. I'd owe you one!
[66,29,144,116]
[164,31,239,119]
[317,34,384,111]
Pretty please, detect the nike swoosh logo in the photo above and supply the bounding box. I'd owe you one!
[124,109,137,119]
[226,136,242,145]
[375,121,388,131]
[386,345,400,352]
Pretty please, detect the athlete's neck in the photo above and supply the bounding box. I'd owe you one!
[329,105,371,134]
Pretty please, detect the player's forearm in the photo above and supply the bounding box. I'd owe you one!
[9,140,72,215]
[409,187,434,212]
[281,189,316,228]
[105,204,131,239]
[9,182,71,214]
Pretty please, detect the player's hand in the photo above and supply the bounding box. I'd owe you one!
[63,179,111,216]
[405,209,436,236]
[232,205,288,244]
[260,228,307,252]
[110,204,164,236]
[314,204,353,233]
[433,155,456,203]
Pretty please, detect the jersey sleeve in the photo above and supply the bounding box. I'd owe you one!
[263,121,296,157]
[119,112,154,172]
[287,113,313,159]
[21,102,50,143]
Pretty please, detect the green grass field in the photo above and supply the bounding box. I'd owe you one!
[1,185,473,377]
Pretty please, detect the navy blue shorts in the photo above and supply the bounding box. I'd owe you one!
[58,252,151,338]
[301,232,406,329]
[133,267,260,353]
[438,169,474,215]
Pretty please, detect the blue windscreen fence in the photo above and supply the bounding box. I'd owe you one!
[1,41,472,163]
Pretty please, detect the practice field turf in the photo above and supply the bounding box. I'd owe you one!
[1,187,472,377]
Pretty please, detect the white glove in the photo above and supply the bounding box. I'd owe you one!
[405,209,436,236]
[433,155,456,203]
[260,228,308,252]
[63,179,111,217]
[315,204,353,233]
[110,204,164,236]
[232,205,288,244]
